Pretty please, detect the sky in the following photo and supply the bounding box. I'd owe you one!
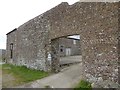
[0,0,118,49]
[0,0,79,49]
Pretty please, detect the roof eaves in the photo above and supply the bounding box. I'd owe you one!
[6,28,17,35]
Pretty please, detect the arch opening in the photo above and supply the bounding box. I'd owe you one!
[49,34,82,72]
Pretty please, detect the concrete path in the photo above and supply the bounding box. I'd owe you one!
[60,55,82,65]
[0,62,5,65]
[17,63,83,88]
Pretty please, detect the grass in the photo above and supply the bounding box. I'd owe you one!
[2,64,49,87]
[44,85,51,88]
[0,64,1,69]
[74,80,92,90]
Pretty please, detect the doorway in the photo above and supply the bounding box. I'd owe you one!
[65,48,71,56]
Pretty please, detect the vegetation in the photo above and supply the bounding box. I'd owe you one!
[74,80,92,90]
[44,85,51,88]
[2,64,49,87]
[0,64,1,69]
[0,57,2,62]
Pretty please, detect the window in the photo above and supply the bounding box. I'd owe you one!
[60,49,63,52]
[10,43,13,50]
[10,43,13,59]
[60,46,64,52]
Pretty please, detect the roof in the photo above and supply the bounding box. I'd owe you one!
[6,28,17,35]
[67,37,80,40]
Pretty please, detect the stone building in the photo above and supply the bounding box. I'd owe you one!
[0,49,6,61]
[6,2,119,88]
[58,36,81,57]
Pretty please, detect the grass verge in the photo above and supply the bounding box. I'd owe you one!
[74,80,92,90]
[2,64,49,87]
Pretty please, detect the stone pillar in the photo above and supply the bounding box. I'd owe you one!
[51,39,60,72]
[81,29,119,88]
[118,33,120,88]
[45,44,52,72]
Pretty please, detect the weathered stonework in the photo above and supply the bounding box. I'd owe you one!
[0,49,6,61]
[6,2,119,88]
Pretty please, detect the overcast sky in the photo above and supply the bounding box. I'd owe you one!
[0,0,119,49]
[0,0,80,49]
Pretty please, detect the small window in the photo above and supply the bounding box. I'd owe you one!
[10,43,13,50]
[10,43,13,59]
[60,49,63,52]
[60,46,64,52]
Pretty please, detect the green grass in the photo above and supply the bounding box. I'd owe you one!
[2,64,49,87]
[74,80,92,90]
[0,64,1,69]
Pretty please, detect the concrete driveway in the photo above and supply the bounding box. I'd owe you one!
[17,63,83,88]
[60,55,82,65]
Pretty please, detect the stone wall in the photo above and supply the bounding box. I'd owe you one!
[6,2,119,88]
[0,49,6,61]
[6,13,51,71]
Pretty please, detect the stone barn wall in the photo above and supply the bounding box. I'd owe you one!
[6,2,119,88]
[6,14,51,71]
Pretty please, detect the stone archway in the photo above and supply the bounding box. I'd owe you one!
[50,34,82,72]
[6,2,119,88]
[45,2,118,88]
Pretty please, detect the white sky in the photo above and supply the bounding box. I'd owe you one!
[0,0,79,49]
[0,0,118,49]
[68,35,80,39]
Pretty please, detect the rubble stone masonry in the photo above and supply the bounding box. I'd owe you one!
[6,2,119,88]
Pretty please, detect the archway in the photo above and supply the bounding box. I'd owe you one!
[6,2,118,88]
[51,34,82,72]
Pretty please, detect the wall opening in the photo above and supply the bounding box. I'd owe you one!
[10,43,13,59]
[51,34,82,72]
